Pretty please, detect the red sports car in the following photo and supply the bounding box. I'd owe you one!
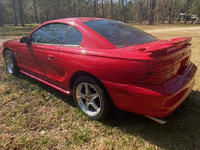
[2,18,197,121]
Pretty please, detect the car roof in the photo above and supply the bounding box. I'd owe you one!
[44,17,107,25]
[29,18,117,49]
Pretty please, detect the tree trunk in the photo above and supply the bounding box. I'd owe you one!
[146,0,149,22]
[168,0,172,24]
[94,0,96,17]
[149,0,155,25]
[68,0,71,17]
[0,10,3,27]
[115,2,118,20]
[111,0,113,19]
[172,0,177,22]
[81,0,84,17]
[0,2,4,27]
[124,0,127,23]
[56,0,61,18]
[33,0,39,23]
[18,0,25,27]
[117,0,120,20]
[184,0,189,24]
[45,12,49,21]
[138,0,143,24]
[73,0,76,17]
[22,6,28,23]
[39,13,44,23]
[12,0,18,26]
[102,0,104,18]
[162,0,166,24]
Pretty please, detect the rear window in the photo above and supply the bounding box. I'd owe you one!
[84,20,158,47]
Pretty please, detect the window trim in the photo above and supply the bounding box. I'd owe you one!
[29,23,83,47]
[62,26,71,45]
[61,44,80,47]
[29,23,70,45]
[30,42,63,46]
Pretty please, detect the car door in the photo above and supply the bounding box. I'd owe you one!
[16,38,42,75]
[28,23,70,84]
[57,26,83,88]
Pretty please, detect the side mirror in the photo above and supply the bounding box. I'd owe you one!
[20,37,31,45]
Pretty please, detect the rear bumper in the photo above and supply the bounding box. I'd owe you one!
[103,63,197,118]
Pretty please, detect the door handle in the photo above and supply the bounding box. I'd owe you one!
[47,55,54,60]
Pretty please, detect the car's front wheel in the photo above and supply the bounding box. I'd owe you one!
[4,50,20,75]
[73,76,109,120]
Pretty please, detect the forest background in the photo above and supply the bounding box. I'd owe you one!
[0,0,200,27]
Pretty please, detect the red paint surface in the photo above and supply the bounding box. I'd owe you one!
[1,18,197,118]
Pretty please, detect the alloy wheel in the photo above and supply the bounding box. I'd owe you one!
[5,52,14,74]
[75,82,101,117]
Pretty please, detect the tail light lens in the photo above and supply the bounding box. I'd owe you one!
[138,60,174,84]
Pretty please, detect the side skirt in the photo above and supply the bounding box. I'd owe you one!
[20,70,71,95]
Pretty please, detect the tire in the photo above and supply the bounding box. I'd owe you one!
[73,76,109,120]
[4,50,20,75]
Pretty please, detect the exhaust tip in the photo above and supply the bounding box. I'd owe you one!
[145,116,167,124]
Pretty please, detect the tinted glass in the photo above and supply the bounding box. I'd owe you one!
[64,26,83,45]
[84,20,158,47]
[30,24,69,44]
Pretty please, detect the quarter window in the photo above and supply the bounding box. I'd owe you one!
[63,26,83,46]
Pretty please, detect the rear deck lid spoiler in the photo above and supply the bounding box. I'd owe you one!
[143,37,192,56]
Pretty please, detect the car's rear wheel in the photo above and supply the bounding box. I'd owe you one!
[4,50,19,75]
[73,76,109,120]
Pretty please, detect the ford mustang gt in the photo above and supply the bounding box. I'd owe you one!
[2,18,197,120]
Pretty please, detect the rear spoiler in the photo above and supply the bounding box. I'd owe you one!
[144,37,192,57]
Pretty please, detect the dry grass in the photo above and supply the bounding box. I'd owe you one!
[0,24,39,38]
[0,24,200,150]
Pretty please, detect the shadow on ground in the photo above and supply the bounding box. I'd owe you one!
[102,89,200,150]
[12,72,200,150]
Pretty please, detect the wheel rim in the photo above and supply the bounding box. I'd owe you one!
[75,83,101,117]
[5,53,14,74]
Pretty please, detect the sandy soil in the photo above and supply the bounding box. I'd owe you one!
[144,26,200,33]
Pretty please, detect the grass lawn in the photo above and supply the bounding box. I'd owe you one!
[0,24,200,150]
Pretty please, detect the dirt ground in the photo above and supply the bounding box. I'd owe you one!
[145,26,200,33]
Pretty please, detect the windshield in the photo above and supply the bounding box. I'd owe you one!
[84,20,158,47]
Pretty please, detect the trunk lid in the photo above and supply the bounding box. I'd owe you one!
[137,37,192,84]
[143,37,192,57]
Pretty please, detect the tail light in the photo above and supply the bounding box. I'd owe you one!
[138,60,174,84]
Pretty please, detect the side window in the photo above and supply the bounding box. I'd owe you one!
[30,24,69,44]
[64,26,83,46]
